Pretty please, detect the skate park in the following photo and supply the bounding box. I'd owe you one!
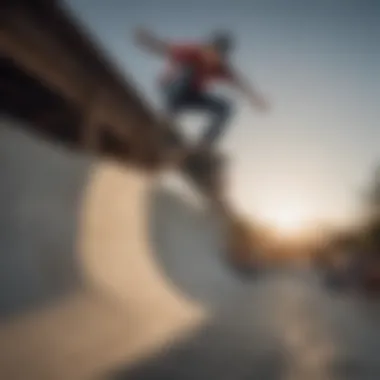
[1,1,380,379]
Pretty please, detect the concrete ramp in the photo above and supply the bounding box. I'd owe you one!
[149,189,244,309]
[0,118,208,379]
[0,117,239,379]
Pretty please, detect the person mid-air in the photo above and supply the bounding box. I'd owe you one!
[134,28,270,154]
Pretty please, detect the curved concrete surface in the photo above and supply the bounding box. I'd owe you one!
[1,118,380,380]
[0,118,208,379]
[149,188,245,310]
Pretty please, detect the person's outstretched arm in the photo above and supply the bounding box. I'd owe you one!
[134,28,198,62]
[134,27,170,57]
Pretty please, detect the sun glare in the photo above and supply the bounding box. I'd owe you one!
[274,209,304,234]
[262,207,309,237]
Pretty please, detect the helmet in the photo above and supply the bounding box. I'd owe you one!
[210,31,234,54]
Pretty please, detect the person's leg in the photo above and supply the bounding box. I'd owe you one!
[158,66,196,160]
[162,66,197,116]
[188,93,233,148]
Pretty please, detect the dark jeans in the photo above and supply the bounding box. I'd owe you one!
[161,67,232,147]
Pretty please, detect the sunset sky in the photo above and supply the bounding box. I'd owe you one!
[64,0,380,232]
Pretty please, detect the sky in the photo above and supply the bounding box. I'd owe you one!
[63,0,380,231]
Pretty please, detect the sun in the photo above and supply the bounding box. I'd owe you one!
[263,207,308,237]
[274,209,304,234]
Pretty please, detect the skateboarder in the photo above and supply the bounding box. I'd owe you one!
[134,28,269,153]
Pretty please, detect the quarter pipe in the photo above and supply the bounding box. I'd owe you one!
[0,117,241,379]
